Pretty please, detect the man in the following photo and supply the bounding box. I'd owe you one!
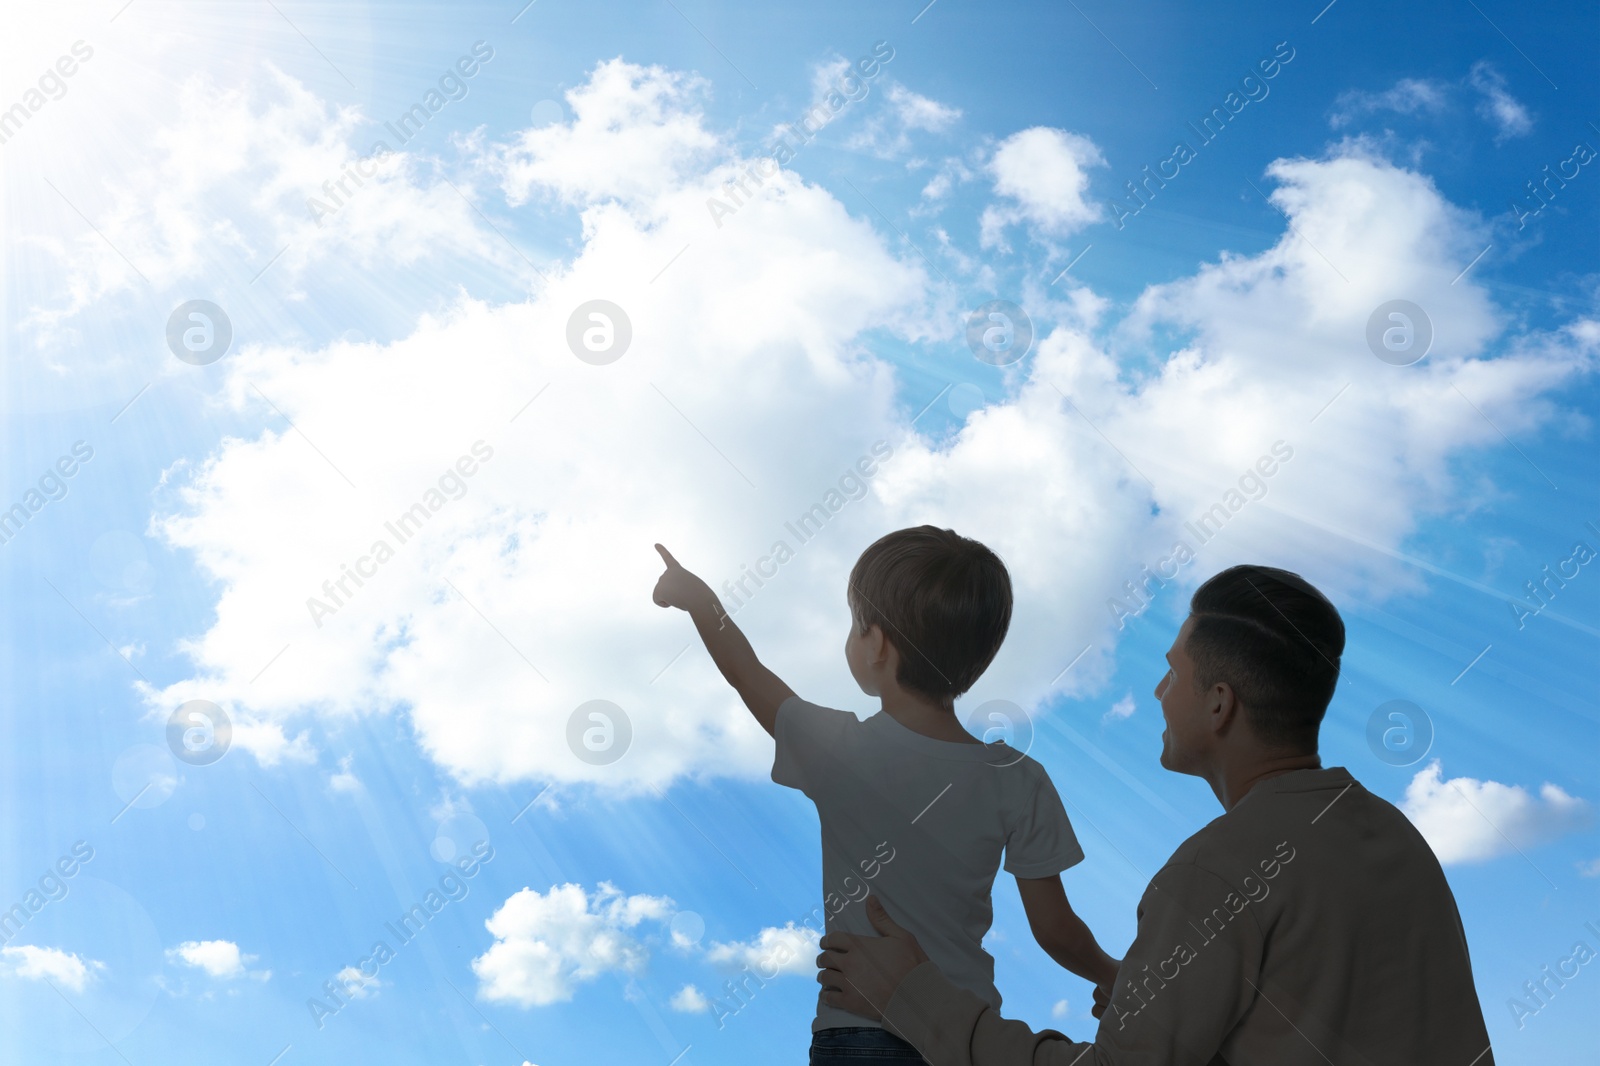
[817,564,1495,1066]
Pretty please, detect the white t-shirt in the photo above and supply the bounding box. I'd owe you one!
[772,695,1084,1032]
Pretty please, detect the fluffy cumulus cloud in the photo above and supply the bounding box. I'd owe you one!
[26,52,1590,794]
[2,945,106,992]
[496,57,719,210]
[27,67,514,338]
[166,939,268,980]
[670,983,710,1012]
[1401,761,1591,864]
[472,882,675,1006]
[704,922,820,977]
[470,882,822,1010]
[9,5,536,423]
[980,126,1107,246]
[143,58,925,789]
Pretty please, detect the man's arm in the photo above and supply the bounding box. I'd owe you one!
[651,544,795,735]
[1016,874,1121,990]
[822,866,1264,1066]
[819,896,1087,1065]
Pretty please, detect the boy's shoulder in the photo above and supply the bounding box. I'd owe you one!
[770,696,873,793]
[775,697,1060,787]
[992,748,1065,801]
[777,694,864,723]
[774,694,871,743]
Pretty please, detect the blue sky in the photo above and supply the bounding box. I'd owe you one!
[0,0,1596,1063]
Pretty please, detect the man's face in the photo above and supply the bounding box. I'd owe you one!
[1155,616,1208,773]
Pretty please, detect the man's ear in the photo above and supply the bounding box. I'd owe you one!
[1208,682,1241,735]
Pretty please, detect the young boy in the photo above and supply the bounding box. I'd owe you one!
[652,526,1119,1064]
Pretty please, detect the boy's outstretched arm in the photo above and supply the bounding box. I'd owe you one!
[652,543,795,736]
[1016,873,1122,992]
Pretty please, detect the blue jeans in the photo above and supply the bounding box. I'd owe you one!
[810,1026,930,1064]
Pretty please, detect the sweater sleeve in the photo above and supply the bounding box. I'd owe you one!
[884,863,1264,1066]
[883,961,1087,1066]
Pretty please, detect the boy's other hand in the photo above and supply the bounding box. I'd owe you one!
[652,544,714,612]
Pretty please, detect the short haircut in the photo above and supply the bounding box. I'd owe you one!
[1186,565,1344,750]
[847,526,1012,701]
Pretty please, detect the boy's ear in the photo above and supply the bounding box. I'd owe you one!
[866,624,891,665]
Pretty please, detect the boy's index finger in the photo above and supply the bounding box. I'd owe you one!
[653,543,681,569]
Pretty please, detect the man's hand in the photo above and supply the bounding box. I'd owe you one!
[652,544,714,613]
[816,895,930,1020]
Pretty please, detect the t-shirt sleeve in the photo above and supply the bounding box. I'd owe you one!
[770,696,851,795]
[1003,767,1086,878]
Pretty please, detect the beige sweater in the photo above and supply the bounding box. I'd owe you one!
[883,768,1494,1066]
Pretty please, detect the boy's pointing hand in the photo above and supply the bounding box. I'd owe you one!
[652,543,714,612]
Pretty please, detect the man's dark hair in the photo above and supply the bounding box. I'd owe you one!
[1186,565,1344,750]
[847,526,1012,701]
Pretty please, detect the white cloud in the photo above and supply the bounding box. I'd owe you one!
[334,965,380,999]
[142,58,926,783]
[11,27,542,426]
[1052,998,1071,1019]
[980,127,1106,246]
[328,754,362,793]
[1468,62,1533,142]
[670,983,710,1012]
[915,157,979,217]
[704,922,819,977]
[27,67,519,341]
[495,57,719,210]
[1103,694,1136,722]
[1328,65,1531,145]
[2,945,105,992]
[889,83,961,133]
[167,939,268,980]
[223,716,315,769]
[847,82,962,158]
[472,882,674,1006]
[1401,761,1591,864]
[1577,858,1600,878]
[70,58,1590,797]
[1329,78,1448,129]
